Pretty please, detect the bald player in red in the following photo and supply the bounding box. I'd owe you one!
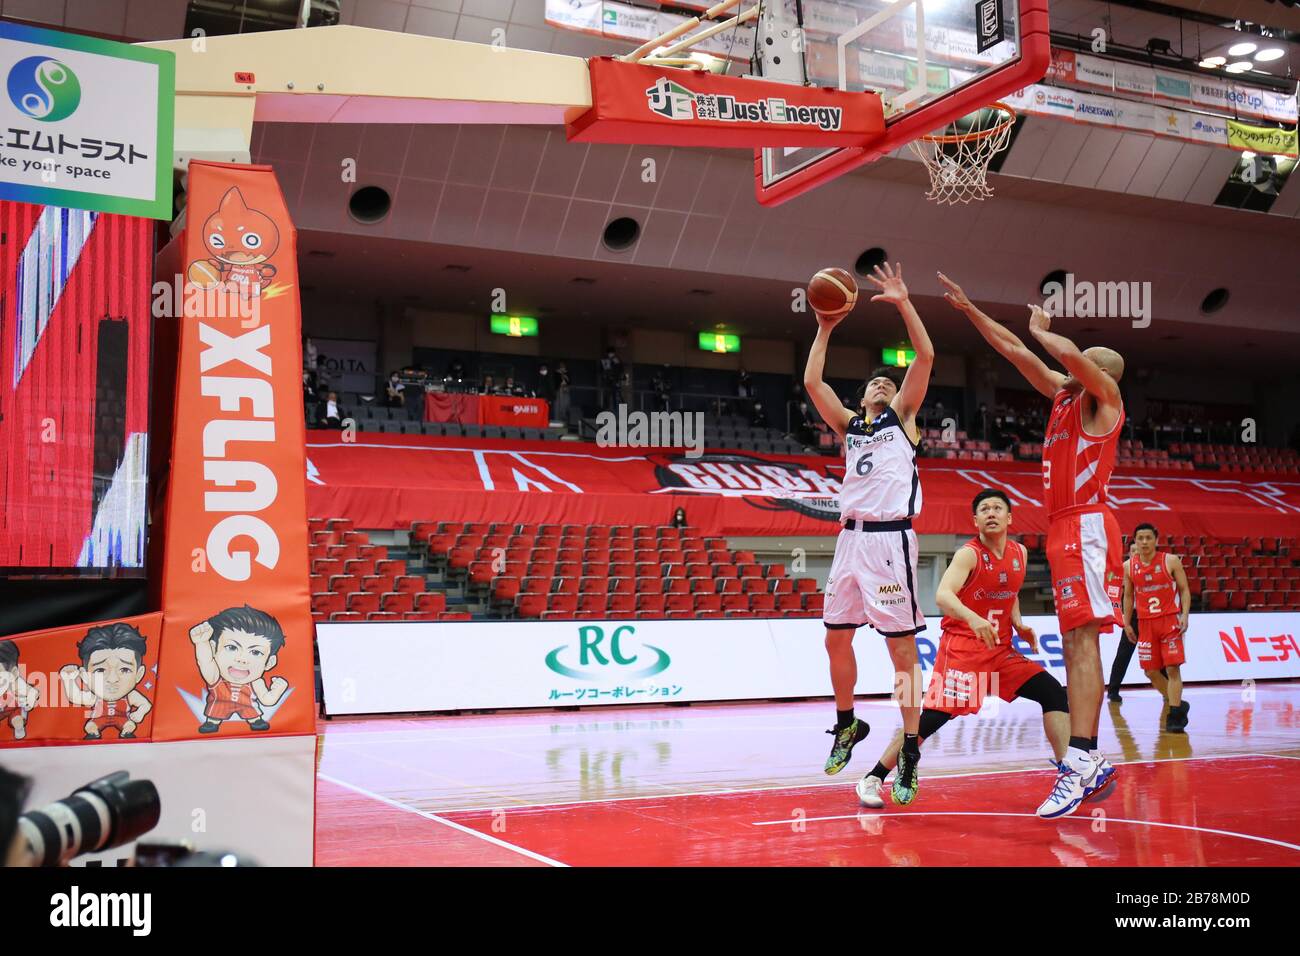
[1122,522,1192,733]
[939,273,1123,809]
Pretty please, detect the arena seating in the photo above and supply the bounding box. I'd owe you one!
[308,518,825,623]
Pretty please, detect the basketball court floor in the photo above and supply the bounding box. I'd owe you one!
[316,680,1300,867]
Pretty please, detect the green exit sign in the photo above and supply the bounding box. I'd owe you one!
[698,332,741,353]
[882,346,915,367]
[491,315,539,337]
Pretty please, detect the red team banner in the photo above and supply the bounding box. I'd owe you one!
[304,431,1300,539]
[152,162,315,742]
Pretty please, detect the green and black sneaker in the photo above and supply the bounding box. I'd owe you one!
[892,747,920,805]
[823,718,870,776]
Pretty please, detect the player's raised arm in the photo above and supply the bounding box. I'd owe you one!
[865,263,934,429]
[802,313,856,439]
[1027,306,1123,414]
[939,272,1065,398]
[935,547,997,648]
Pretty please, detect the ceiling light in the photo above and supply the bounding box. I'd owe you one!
[1225,61,1253,73]
[1228,42,1257,56]
[1198,56,1226,67]
[1255,48,1285,61]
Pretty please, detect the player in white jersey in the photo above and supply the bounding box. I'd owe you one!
[803,262,935,791]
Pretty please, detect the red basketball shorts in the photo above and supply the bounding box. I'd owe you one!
[923,633,1047,717]
[1138,614,1185,669]
[1046,508,1123,634]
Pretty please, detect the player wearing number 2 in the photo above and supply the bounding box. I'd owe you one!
[940,272,1124,817]
[803,262,934,805]
[1123,522,1192,733]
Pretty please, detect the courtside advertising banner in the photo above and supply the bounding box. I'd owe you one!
[0,21,173,218]
[153,162,315,742]
[317,612,1300,714]
[567,57,885,148]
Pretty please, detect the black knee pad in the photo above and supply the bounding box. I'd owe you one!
[1017,671,1069,714]
[918,708,953,739]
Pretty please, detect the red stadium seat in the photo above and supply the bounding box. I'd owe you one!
[666,594,693,614]
[794,578,818,593]
[694,594,722,613]
[804,593,825,613]
[608,594,635,615]
[329,574,360,594]
[348,592,380,614]
[578,593,608,614]
[415,592,447,614]
[439,611,473,622]
[381,592,415,614]
[312,593,345,616]
[636,595,666,615]
[394,575,425,593]
[515,593,547,618]
[751,593,776,614]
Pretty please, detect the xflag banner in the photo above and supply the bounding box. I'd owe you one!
[151,162,315,742]
[303,432,1300,540]
[568,57,885,148]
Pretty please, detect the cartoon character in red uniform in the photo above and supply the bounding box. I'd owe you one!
[59,623,153,739]
[189,605,289,734]
[0,640,39,741]
[185,186,279,299]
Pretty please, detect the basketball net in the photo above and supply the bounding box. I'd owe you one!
[908,102,1016,205]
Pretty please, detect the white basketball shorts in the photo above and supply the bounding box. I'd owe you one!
[823,522,926,637]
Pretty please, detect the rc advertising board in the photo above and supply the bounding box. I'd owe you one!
[317,612,1300,715]
[0,22,173,219]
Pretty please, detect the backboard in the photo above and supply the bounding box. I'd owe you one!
[754,0,1050,205]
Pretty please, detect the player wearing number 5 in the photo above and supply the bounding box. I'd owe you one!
[1122,523,1192,732]
[856,490,1075,816]
[941,272,1125,812]
[802,262,934,802]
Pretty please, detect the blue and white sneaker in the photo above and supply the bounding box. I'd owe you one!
[1083,753,1118,804]
[1037,759,1088,819]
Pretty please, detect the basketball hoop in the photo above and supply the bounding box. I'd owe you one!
[908,102,1016,205]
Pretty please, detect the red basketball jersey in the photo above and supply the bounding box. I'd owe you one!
[1130,552,1181,619]
[942,538,1027,646]
[1041,388,1124,518]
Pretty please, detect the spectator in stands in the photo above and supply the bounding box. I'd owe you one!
[751,401,768,428]
[796,401,818,447]
[652,367,672,412]
[619,369,634,408]
[738,367,753,399]
[503,375,525,397]
[303,370,318,409]
[304,337,318,373]
[537,363,554,402]
[553,362,571,425]
[976,402,990,441]
[317,391,345,429]
[446,357,466,386]
[482,374,497,395]
[600,348,624,410]
[385,372,405,408]
[671,507,688,529]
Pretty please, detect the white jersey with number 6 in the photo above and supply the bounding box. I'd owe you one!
[839,406,922,522]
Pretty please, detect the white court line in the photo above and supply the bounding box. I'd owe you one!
[748,810,1300,854]
[318,772,568,867]
[420,751,1285,816]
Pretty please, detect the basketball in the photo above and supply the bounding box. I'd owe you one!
[187,259,222,288]
[808,268,858,317]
